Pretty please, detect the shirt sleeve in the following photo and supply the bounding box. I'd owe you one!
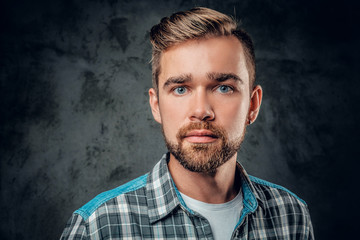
[306,206,315,240]
[60,213,89,240]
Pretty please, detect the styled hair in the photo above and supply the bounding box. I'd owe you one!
[150,7,256,92]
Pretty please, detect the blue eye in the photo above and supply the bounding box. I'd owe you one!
[174,86,187,95]
[217,85,232,93]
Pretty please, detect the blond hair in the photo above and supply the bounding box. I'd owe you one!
[150,7,256,92]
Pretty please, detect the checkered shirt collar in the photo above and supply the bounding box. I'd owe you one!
[145,153,262,224]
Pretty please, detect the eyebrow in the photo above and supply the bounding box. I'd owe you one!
[163,74,192,89]
[207,72,244,84]
[162,72,243,89]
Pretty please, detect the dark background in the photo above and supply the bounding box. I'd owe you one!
[1,0,359,239]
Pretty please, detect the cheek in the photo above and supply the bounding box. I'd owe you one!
[159,100,186,138]
[216,101,249,133]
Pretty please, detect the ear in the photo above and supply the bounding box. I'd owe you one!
[149,88,162,124]
[248,85,263,124]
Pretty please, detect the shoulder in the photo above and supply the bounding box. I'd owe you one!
[74,173,149,221]
[247,176,314,238]
[249,175,308,209]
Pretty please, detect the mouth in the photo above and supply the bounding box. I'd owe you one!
[183,129,219,143]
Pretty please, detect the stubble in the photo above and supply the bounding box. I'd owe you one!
[164,122,245,173]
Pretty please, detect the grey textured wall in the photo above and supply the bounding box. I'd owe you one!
[1,0,359,239]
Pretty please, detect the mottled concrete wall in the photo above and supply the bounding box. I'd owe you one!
[1,0,359,239]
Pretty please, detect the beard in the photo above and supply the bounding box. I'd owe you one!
[164,122,245,173]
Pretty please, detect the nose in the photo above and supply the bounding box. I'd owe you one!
[189,90,215,122]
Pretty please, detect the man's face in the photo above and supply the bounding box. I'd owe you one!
[149,36,261,173]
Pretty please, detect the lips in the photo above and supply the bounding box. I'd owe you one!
[183,129,218,143]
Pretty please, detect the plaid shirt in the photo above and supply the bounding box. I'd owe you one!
[60,153,314,239]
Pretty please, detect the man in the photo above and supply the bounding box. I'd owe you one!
[61,7,314,239]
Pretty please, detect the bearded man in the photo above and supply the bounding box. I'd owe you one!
[60,7,314,240]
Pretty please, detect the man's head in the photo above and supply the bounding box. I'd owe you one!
[149,8,262,173]
[150,7,256,93]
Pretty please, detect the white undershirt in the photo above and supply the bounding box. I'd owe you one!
[180,191,243,240]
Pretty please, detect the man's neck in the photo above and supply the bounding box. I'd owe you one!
[168,153,240,204]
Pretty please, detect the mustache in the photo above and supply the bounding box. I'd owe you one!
[176,122,226,140]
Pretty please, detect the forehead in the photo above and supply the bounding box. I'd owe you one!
[158,36,249,86]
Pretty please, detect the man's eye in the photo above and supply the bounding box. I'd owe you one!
[173,86,187,95]
[217,85,232,93]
